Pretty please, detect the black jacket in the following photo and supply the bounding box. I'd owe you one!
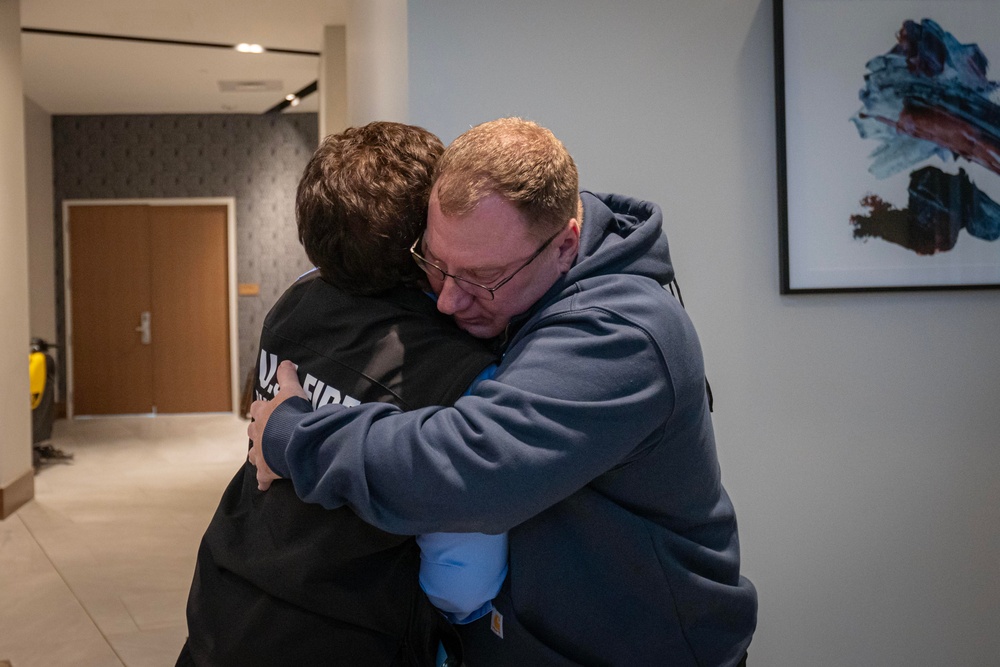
[182,272,496,666]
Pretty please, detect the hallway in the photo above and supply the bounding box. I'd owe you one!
[0,414,248,666]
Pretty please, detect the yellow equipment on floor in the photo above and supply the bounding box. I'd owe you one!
[29,347,47,410]
[30,338,71,469]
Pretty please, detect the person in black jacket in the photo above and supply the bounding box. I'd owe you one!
[177,122,506,667]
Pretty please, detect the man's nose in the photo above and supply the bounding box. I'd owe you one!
[435,276,473,315]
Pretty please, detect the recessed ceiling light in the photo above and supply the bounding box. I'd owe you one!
[235,43,265,54]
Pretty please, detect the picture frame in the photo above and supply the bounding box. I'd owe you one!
[774,0,1000,293]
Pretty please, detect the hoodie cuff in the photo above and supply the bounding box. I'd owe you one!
[261,396,313,478]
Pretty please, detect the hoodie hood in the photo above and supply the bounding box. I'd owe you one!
[568,191,674,287]
[498,191,675,348]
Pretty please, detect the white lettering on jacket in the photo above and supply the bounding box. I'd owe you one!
[255,348,359,407]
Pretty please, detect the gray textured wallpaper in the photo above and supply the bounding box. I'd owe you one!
[52,113,319,401]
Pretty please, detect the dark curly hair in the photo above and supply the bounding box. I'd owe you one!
[296,122,444,294]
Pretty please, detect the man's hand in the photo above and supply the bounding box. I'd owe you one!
[247,437,281,491]
[248,360,308,491]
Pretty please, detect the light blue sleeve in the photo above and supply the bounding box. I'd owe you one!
[417,363,507,624]
[417,531,508,624]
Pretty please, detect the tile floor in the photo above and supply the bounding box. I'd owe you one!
[0,414,249,667]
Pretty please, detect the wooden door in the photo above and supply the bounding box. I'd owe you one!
[69,206,155,415]
[149,206,231,413]
[68,204,231,415]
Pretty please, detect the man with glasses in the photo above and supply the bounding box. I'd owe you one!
[409,228,561,301]
[249,117,757,666]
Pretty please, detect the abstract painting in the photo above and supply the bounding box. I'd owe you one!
[775,0,1000,292]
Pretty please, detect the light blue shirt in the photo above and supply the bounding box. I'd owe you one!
[417,531,508,623]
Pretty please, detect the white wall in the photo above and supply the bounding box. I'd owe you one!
[1,0,34,494]
[24,96,56,347]
[408,1,1000,665]
[345,0,408,125]
[319,25,347,141]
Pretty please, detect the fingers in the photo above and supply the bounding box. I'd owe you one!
[248,437,279,491]
[253,448,278,491]
[249,398,265,423]
[247,440,259,467]
[257,469,274,492]
[247,414,258,443]
[245,358,299,493]
[275,360,307,399]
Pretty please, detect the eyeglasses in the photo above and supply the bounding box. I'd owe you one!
[409,229,561,301]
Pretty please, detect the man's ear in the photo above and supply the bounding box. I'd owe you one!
[556,218,581,273]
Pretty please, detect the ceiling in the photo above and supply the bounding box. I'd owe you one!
[19,0,349,115]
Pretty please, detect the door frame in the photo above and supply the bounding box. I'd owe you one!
[63,198,240,418]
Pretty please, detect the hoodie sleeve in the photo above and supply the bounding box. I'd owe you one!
[261,290,687,535]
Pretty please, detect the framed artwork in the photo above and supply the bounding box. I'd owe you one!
[774,0,1000,293]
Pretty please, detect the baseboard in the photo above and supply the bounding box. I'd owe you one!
[0,468,35,519]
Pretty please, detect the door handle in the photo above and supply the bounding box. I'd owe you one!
[135,311,152,345]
